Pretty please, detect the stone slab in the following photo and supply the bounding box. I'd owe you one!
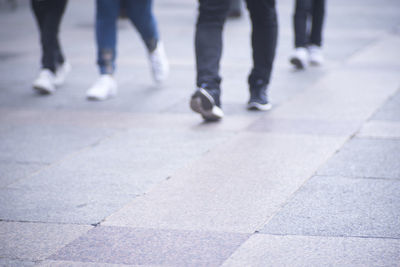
[318,138,400,179]
[37,260,156,267]
[0,123,116,164]
[371,90,400,122]
[0,128,233,224]
[0,259,35,267]
[104,132,345,233]
[221,234,400,267]
[0,161,47,188]
[271,69,399,121]
[261,176,400,238]
[49,226,249,267]
[357,120,400,139]
[0,221,92,261]
[248,117,362,136]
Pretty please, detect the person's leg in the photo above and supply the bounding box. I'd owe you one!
[293,0,312,48]
[87,0,119,101]
[195,0,230,90]
[245,0,277,110]
[309,0,325,47]
[124,0,168,83]
[96,0,119,75]
[190,0,230,121]
[31,0,67,73]
[124,0,158,52]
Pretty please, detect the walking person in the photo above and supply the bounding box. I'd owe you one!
[190,0,278,121]
[87,0,169,101]
[31,0,71,94]
[290,0,326,69]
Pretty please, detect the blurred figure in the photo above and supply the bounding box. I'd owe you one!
[31,0,71,94]
[227,0,242,18]
[190,0,278,121]
[290,0,326,69]
[87,0,169,101]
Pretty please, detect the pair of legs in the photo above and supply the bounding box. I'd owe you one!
[191,0,278,121]
[31,0,67,73]
[31,0,70,94]
[290,0,325,69]
[88,0,169,101]
[96,0,159,74]
[293,0,325,48]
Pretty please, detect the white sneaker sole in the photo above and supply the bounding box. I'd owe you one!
[190,88,223,121]
[247,102,272,111]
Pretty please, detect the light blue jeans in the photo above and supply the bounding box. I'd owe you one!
[96,0,159,74]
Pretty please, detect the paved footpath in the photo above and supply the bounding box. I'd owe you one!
[1,0,400,266]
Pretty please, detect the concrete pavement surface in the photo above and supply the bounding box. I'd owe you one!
[1,0,400,266]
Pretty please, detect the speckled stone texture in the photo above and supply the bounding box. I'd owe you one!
[49,226,250,267]
[261,176,400,238]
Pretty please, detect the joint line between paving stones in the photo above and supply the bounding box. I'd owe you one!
[0,218,96,228]
[2,129,128,189]
[315,174,400,181]
[255,232,400,241]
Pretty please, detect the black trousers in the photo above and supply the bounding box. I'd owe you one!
[293,0,325,48]
[195,0,277,90]
[31,0,68,73]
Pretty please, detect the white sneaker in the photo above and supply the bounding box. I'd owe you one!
[308,45,324,65]
[54,61,71,86]
[33,69,56,94]
[148,41,169,83]
[87,74,117,101]
[290,47,309,69]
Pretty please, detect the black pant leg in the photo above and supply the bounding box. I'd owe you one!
[293,0,312,48]
[245,0,278,87]
[309,0,325,46]
[31,0,67,72]
[195,0,230,90]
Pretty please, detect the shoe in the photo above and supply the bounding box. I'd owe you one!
[54,61,71,86]
[148,41,169,83]
[86,74,117,101]
[190,87,224,121]
[308,45,324,65]
[290,47,308,69]
[32,69,56,94]
[247,82,272,111]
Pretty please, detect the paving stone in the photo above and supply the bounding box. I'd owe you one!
[0,258,35,267]
[318,138,400,179]
[37,260,155,267]
[103,132,345,233]
[371,90,400,122]
[0,161,46,188]
[0,128,233,224]
[0,123,116,164]
[248,117,362,136]
[0,221,92,261]
[221,234,400,267]
[348,36,400,69]
[270,69,399,121]
[357,120,400,139]
[49,226,249,267]
[261,176,400,238]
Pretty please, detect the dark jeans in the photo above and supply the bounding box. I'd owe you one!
[96,0,158,74]
[195,0,277,90]
[31,0,67,73]
[293,0,325,48]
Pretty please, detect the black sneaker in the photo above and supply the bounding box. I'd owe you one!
[247,83,272,111]
[190,87,224,121]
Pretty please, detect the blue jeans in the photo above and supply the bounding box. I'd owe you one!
[96,0,159,74]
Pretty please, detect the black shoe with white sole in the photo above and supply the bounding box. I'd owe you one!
[190,87,224,121]
[247,83,272,111]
